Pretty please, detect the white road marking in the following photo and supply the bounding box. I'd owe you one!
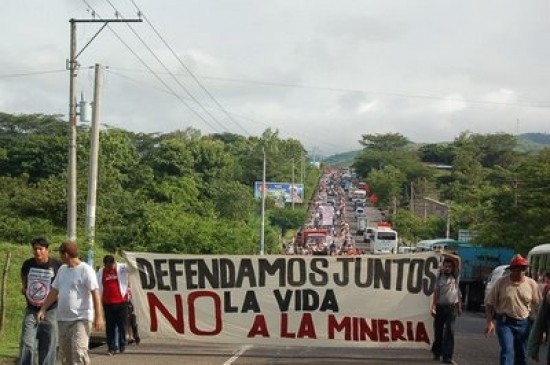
[223,345,252,365]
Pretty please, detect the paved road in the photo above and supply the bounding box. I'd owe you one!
[87,311,546,365]
[81,197,546,365]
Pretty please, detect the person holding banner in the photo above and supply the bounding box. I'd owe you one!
[97,255,130,355]
[19,237,62,365]
[431,254,462,364]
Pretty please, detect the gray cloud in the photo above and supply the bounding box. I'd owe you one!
[1,0,549,155]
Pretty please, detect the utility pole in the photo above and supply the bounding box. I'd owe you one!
[424,197,451,239]
[66,17,142,241]
[410,181,415,213]
[300,153,304,184]
[67,20,77,241]
[446,208,451,239]
[85,64,102,268]
[260,147,266,255]
[291,160,295,210]
[512,178,518,208]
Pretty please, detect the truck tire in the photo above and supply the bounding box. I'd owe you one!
[461,282,482,312]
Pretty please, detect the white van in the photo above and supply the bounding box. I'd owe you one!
[370,226,399,254]
[484,265,510,302]
[351,190,367,204]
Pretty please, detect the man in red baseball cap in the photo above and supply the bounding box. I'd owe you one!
[484,254,541,365]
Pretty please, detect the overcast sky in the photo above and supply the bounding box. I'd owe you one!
[1,1,549,155]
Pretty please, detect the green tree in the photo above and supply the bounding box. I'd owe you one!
[358,133,410,150]
[367,165,406,208]
[268,208,308,237]
[418,143,454,165]
[210,181,255,221]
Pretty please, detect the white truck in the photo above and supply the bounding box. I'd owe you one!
[356,216,368,235]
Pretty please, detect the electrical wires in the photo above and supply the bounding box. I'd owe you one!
[0,70,66,79]
[81,0,233,134]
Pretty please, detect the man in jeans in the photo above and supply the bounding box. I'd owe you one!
[97,255,129,355]
[484,254,541,365]
[38,241,104,365]
[431,255,462,364]
[19,237,62,365]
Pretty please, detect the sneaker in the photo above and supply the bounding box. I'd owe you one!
[135,337,141,345]
[442,359,453,364]
[107,351,115,356]
[119,347,126,354]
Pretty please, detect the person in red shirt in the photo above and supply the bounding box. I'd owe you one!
[97,255,129,355]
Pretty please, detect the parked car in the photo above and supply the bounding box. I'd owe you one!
[354,206,365,218]
[484,265,510,303]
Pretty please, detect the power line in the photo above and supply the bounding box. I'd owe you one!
[102,0,230,134]
[106,66,348,152]
[128,0,251,136]
[107,66,550,110]
[80,0,223,133]
[106,67,174,96]
[0,70,66,79]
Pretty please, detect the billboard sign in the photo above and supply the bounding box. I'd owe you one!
[254,182,305,204]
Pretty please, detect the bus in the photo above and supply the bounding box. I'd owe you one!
[415,239,468,253]
[370,223,398,254]
[527,243,550,279]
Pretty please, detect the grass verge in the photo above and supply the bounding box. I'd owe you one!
[0,243,29,360]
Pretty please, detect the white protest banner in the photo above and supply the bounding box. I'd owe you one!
[320,205,335,227]
[124,252,438,348]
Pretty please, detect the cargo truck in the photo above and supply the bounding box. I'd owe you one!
[294,228,331,254]
[422,239,514,311]
[454,245,514,311]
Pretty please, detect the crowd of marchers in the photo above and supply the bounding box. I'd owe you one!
[18,238,139,365]
[284,169,368,256]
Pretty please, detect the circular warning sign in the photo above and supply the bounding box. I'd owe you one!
[27,281,48,306]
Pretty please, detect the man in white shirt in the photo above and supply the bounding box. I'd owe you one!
[38,241,104,365]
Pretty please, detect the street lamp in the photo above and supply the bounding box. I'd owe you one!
[260,147,266,255]
[291,159,295,210]
[423,197,451,239]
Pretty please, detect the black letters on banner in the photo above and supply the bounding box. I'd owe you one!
[406,259,424,294]
[423,256,438,295]
[236,259,257,288]
[309,258,329,286]
[135,255,438,295]
[258,258,286,287]
[137,258,155,289]
[287,258,307,287]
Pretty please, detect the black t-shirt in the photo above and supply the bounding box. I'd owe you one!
[21,257,63,310]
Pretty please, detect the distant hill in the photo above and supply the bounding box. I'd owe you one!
[324,133,549,166]
[518,133,550,152]
[521,132,550,145]
[322,150,361,167]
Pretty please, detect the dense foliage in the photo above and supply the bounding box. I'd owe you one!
[352,132,550,253]
[0,113,319,255]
